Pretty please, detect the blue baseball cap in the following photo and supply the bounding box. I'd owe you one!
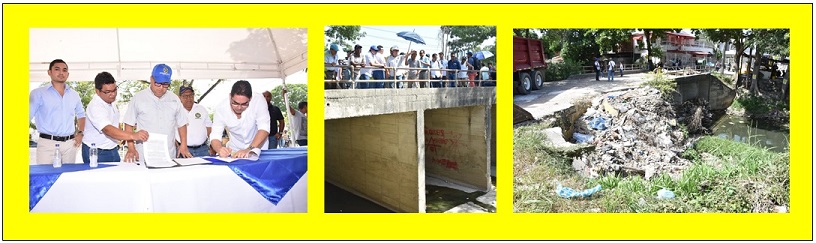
[329,44,340,51]
[369,45,378,51]
[151,64,172,83]
[178,85,194,95]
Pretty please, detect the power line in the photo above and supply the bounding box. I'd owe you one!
[361,26,442,42]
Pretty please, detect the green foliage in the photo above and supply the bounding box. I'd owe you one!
[636,29,679,62]
[267,84,308,112]
[641,69,677,99]
[68,81,96,108]
[515,123,790,212]
[116,79,192,106]
[443,26,496,54]
[544,59,582,81]
[711,72,734,86]
[325,26,366,51]
[588,29,632,55]
[731,94,789,115]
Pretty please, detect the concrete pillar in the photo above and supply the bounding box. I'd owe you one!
[423,105,491,191]
[325,112,421,212]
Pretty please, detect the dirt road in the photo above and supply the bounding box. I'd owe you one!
[513,72,652,120]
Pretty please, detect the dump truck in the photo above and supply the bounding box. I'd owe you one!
[513,36,547,95]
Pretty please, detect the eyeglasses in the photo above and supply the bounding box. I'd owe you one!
[99,88,118,95]
[180,94,195,99]
[153,82,170,88]
[230,99,250,108]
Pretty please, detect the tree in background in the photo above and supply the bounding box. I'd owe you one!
[443,26,496,54]
[116,79,192,106]
[588,29,632,57]
[747,29,789,94]
[636,29,679,70]
[325,26,366,51]
[267,84,307,125]
[695,29,751,83]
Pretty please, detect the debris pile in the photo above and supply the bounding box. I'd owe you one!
[571,88,698,179]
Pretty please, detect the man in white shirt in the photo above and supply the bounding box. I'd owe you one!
[209,80,271,158]
[325,43,341,89]
[607,59,616,81]
[430,53,444,88]
[82,72,149,163]
[386,45,409,88]
[283,88,307,146]
[123,64,192,163]
[176,85,212,157]
[360,45,385,89]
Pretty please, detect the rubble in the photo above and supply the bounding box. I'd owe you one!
[570,87,710,178]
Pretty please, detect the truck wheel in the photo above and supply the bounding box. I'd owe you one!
[531,71,544,90]
[518,72,532,95]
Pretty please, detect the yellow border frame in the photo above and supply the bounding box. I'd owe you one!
[3,4,811,240]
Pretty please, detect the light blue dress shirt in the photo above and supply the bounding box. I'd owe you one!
[29,84,86,136]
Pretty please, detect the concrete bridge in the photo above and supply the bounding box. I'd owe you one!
[671,74,736,110]
[325,87,497,212]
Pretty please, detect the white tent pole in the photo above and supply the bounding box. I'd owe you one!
[115,28,122,79]
[267,28,299,147]
[281,79,297,147]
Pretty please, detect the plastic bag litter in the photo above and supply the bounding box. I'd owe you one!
[556,184,602,198]
[573,132,594,143]
[589,117,607,130]
[656,188,675,199]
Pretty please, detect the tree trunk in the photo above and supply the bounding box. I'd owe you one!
[733,45,743,82]
[784,65,790,103]
[644,30,652,70]
[751,45,761,94]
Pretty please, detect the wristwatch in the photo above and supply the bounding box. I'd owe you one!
[76,131,83,135]
[248,145,256,150]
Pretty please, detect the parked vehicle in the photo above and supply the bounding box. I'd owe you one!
[513,36,548,95]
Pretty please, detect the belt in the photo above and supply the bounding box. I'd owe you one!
[40,133,75,142]
[92,145,120,151]
[187,143,208,149]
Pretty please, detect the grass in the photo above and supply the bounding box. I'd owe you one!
[514,123,790,213]
[641,69,677,100]
[731,94,789,116]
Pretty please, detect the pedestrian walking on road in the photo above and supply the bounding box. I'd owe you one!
[619,62,624,77]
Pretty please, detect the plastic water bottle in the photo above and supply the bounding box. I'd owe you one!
[89,143,98,168]
[53,144,62,168]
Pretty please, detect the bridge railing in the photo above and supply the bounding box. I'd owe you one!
[325,64,497,89]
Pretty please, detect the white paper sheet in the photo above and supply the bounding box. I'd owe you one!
[143,134,177,168]
[206,153,259,163]
[173,157,212,166]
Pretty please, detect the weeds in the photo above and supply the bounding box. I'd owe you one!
[514,121,790,213]
[641,69,677,100]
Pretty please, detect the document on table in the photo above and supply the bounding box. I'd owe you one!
[173,157,212,166]
[143,133,212,168]
[207,151,260,163]
[143,134,177,168]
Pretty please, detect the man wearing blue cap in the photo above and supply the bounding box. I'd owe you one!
[122,64,192,163]
[325,44,341,89]
[360,45,385,89]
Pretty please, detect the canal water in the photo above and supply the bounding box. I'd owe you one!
[325,176,496,213]
[711,114,789,153]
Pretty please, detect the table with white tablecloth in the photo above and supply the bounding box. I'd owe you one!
[30,148,307,213]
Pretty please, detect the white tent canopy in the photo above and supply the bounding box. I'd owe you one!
[30,28,307,82]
